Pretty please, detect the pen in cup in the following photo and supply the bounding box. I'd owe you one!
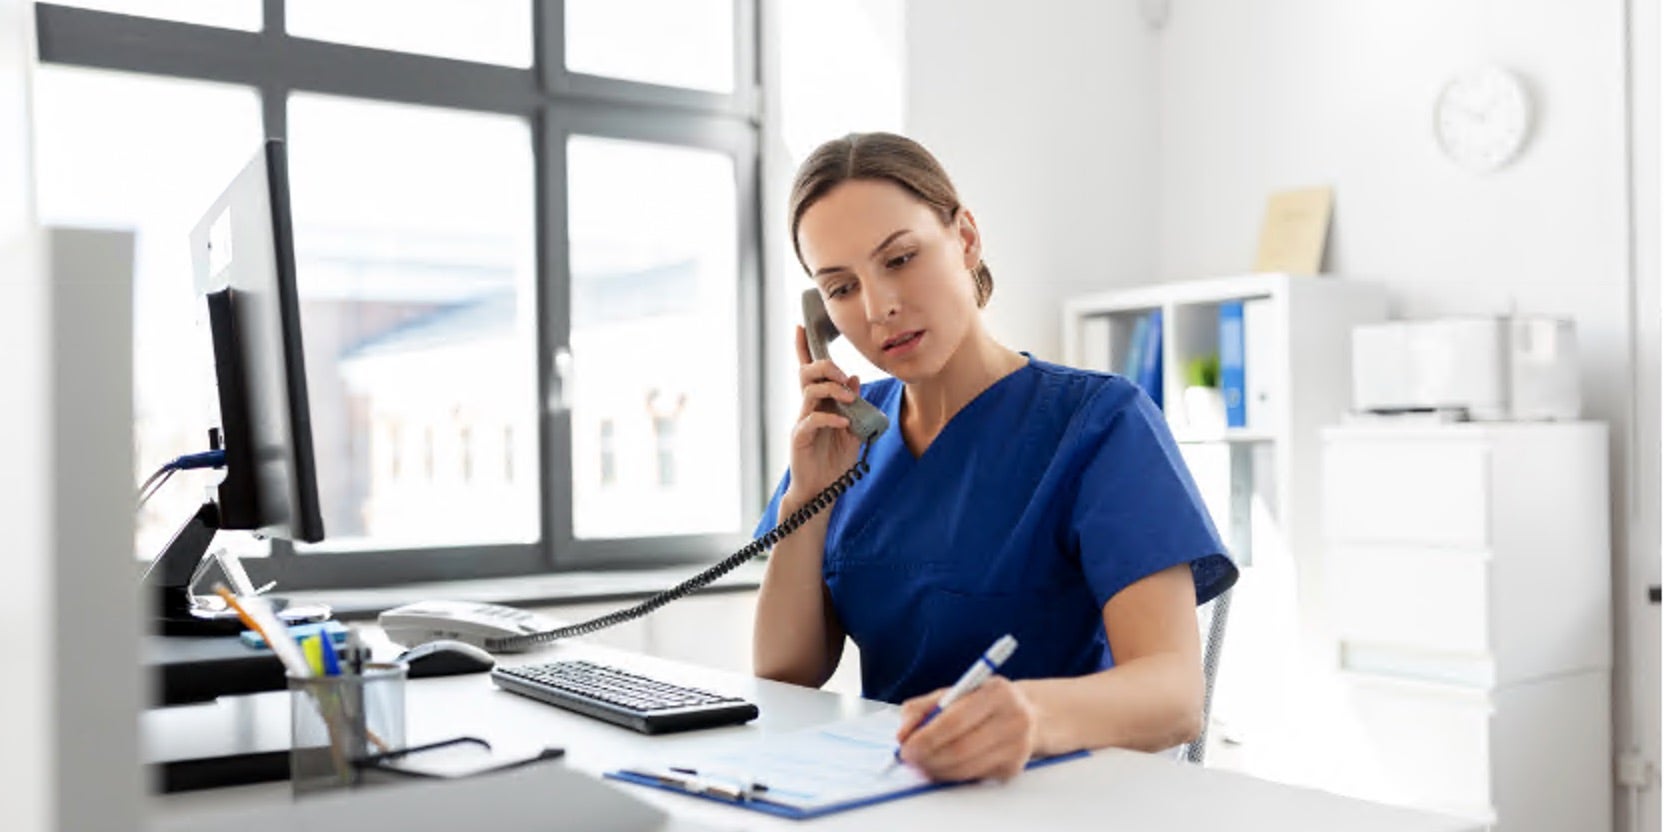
[882,634,1018,775]
[214,584,311,678]
[318,634,342,676]
[302,634,327,677]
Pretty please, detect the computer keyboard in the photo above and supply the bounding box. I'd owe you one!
[490,659,759,734]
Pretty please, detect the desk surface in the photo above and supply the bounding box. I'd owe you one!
[151,639,1481,832]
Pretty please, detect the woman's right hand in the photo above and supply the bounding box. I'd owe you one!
[783,324,865,515]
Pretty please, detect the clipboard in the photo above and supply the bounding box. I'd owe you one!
[604,711,1089,820]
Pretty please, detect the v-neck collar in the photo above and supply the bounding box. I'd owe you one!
[826,353,1039,565]
[890,352,1035,462]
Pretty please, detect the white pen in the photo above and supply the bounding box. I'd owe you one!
[882,634,1019,774]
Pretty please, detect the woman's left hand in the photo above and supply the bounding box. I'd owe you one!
[894,676,1040,782]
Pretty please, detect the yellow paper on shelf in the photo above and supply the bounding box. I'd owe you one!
[1253,186,1332,274]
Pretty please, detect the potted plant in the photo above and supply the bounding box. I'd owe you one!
[1182,354,1225,432]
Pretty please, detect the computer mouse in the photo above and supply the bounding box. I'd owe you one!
[396,639,497,678]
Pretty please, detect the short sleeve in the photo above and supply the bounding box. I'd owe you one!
[1072,390,1238,611]
[753,469,792,540]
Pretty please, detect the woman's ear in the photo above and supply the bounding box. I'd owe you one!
[955,208,982,270]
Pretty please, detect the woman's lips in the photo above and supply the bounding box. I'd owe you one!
[883,330,924,354]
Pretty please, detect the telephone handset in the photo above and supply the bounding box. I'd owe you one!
[462,293,887,653]
[800,288,890,442]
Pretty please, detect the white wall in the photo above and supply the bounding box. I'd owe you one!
[0,2,48,830]
[1158,2,1651,829]
[904,0,1161,362]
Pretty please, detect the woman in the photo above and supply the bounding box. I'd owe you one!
[752,132,1237,783]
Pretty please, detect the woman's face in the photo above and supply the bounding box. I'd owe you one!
[795,179,982,382]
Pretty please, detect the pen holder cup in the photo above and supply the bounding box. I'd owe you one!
[288,662,408,796]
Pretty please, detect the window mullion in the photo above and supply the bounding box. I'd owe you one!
[536,0,564,96]
[539,105,574,569]
[263,0,283,34]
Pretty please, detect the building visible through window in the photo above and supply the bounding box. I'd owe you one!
[503,425,515,482]
[653,416,677,487]
[460,424,473,482]
[599,418,616,486]
[645,389,686,489]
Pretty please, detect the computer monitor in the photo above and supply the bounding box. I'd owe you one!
[193,138,323,543]
[144,138,328,634]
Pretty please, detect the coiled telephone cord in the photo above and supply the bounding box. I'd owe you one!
[485,442,873,653]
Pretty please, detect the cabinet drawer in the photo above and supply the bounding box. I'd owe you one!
[1335,673,1496,823]
[1323,437,1490,548]
[1327,546,1490,653]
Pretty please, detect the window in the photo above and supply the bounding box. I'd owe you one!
[46,0,259,31]
[565,0,734,93]
[33,1,762,586]
[287,92,539,549]
[567,136,743,540]
[286,0,532,68]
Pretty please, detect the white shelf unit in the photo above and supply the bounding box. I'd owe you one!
[1318,422,1611,830]
[1062,273,1389,769]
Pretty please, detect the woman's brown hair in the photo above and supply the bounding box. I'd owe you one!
[788,132,993,307]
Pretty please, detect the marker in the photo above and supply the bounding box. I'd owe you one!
[318,633,342,676]
[884,634,1018,774]
[302,633,326,677]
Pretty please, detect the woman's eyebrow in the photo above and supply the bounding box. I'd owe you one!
[812,229,912,278]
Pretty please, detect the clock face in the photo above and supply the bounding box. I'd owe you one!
[1435,65,1532,173]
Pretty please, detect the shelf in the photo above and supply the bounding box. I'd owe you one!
[1172,428,1277,445]
[1061,272,1307,317]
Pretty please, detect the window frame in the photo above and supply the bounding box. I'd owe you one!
[34,0,766,589]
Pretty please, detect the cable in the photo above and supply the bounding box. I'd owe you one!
[171,449,226,470]
[486,442,876,653]
[137,461,174,501]
[134,448,227,513]
[136,467,177,512]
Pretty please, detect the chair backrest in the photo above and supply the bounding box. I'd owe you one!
[1181,587,1232,764]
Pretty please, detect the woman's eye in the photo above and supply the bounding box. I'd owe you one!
[828,283,853,298]
[886,251,916,270]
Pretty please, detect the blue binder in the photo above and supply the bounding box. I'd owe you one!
[1122,314,1149,378]
[1219,301,1246,428]
[1134,309,1164,408]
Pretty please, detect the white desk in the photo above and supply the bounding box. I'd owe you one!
[151,640,1482,832]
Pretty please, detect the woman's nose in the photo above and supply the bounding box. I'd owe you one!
[863,281,899,323]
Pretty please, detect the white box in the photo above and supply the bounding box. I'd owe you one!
[1350,317,1580,421]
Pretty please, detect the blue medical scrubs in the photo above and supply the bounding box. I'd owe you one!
[755,356,1238,704]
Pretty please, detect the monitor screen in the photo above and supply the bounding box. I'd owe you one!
[188,139,324,543]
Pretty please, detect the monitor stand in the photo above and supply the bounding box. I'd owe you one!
[143,500,331,636]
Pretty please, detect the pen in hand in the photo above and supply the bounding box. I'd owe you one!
[882,634,1018,775]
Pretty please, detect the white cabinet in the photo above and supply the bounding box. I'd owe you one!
[1320,422,1611,830]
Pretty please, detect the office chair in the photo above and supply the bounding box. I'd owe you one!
[1181,587,1233,765]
